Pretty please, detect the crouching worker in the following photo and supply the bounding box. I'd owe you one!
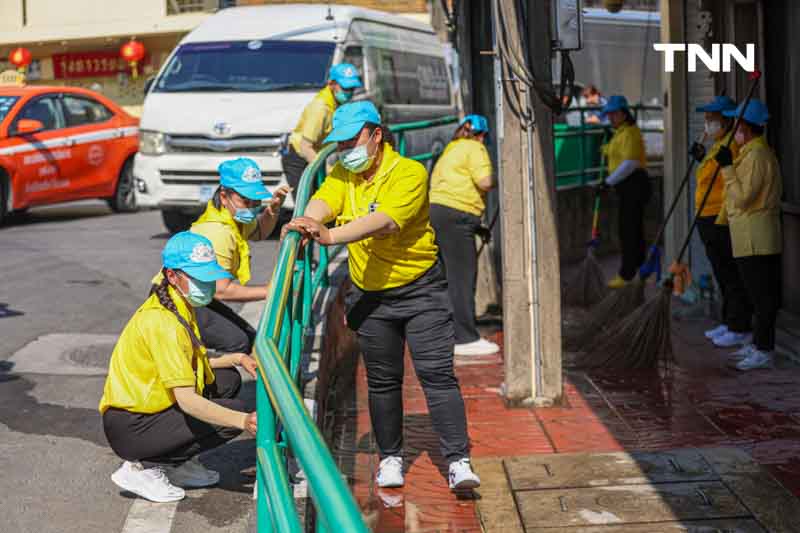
[284,101,480,491]
[100,232,259,502]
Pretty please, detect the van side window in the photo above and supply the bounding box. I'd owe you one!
[342,46,364,78]
[62,95,113,127]
[373,49,450,106]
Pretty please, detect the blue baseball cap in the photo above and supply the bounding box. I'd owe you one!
[323,101,381,144]
[329,63,362,90]
[599,95,630,119]
[696,95,737,113]
[723,98,770,126]
[218,157,272,200]
[162,232,233,282]
[460,114,489,134]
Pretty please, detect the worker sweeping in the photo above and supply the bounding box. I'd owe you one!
[597,95,650,289]
[281,63,363,192]
[283,101,481,491]
[429,114,499,356]
[715,99,783,370]
[690,96,753,349]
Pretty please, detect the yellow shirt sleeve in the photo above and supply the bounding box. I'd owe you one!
[311,167,347,222]
[138,313,196,389]
[723,149,768,210]
[376,161,428,230]
[195,223,236,272]
[617,128,643,162]
[468,143,493,185]
[299,100,332,147]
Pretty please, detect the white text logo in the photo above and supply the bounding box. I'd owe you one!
[653,43,755,73]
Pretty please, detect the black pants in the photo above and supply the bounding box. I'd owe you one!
[345,262,469,463]
[429,203,481,344]
[736,254,782,351]
[281,146,308,192]
[615,170,651,280]
[696,217,753,332]
[195,299,256,354]
[103,368,244,465]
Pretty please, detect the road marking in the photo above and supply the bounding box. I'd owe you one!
[120,498,178,533]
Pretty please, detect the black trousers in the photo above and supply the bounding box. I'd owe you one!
[429,203,482,344]
[281,146,308,192]
[615,170,651,280]
[736,254,782,351]
[103,368,244,465]
[345,262,469,463]
[696,217,753,332]
[195,299,256,354]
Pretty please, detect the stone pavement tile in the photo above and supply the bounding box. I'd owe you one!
[471,457,524,533]
[721,470,800,533]
[538,415,633,453]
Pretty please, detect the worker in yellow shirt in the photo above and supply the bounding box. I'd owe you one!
[189,157,289,355]
[690,96,752,349]
[100,232,259,503]
[281,62,363,192]
[283,101,480,491]
[598,95,651,288]
[429,114,499,356]
[715,99,783,371]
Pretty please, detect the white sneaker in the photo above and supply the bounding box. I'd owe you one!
[729,344,755,362]
[376,456,404,488]
[704,324,729,340]
[448,458,481,490]
[735,348,774,371]
[166,458,220,488]
[111,461,185,503]
[454,338,500,356]
[712,331,753,348]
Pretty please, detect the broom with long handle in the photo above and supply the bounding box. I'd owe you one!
[578,70,762,370]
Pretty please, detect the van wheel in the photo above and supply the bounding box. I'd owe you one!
[161,209,195,234]
[108,159,137,213]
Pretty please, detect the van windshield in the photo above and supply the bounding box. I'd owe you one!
[154,40,335,93]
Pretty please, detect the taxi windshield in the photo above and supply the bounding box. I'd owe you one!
[154,40,335,93]
[0,96,20,122]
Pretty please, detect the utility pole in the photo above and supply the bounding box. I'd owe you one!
[494,0,562,405]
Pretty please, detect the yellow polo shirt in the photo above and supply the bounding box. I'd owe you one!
[289,86,336,154]
[429,138,493,217]
[191,213,258,279]
[602,122,647,174]
[695,132,739,218]
[99,286,215,415]
[312,143,439,291]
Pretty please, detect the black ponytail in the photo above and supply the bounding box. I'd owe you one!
[150,269,204,349]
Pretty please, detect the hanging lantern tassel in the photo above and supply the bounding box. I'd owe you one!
[8,47,32,80]
[120,39,145,80]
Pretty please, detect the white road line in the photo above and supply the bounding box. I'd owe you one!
[120,499,178,533]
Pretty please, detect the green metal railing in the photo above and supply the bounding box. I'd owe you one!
[253,115,458,532]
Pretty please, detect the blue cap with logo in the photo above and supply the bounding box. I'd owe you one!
[723,98,770,126]
[162,231,233,282]
[323,101,381,144]
[218,157,272,200]
[329,63,363,90]
[460,114,489,134]
[696,95,737,113]
[599,95,630,119]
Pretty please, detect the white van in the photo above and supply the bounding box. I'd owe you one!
[134,4,457,233]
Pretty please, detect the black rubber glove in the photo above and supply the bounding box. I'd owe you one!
[475,225,492,244]
[715,145,733,167]
[689,142,706,162]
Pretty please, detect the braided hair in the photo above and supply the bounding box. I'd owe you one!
[150,269,204,349]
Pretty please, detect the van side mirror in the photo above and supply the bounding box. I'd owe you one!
[15,119,44,135]
[144,77,155,95]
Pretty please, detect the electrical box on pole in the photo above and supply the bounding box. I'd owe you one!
[551,0,584,51]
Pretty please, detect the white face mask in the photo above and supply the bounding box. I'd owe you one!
[734,130,746,146]
[704,120,722,138]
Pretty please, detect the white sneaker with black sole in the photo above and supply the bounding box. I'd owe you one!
[166,458,220,488]
[111,461,185,503]
[448,458,480,490]
[712,331,753,348]
[454,338,500,356]
[735,348,774,371]
[704,324,729,340]
[376,456,404,488]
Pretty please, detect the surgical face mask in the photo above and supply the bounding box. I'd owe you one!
[704,120,722,138]
[334,90,353,104]
[339,130,377,174]
[181,275,216,307]
[233,206,262,224]
[734,130,746,146]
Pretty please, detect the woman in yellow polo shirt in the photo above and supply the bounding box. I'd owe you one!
[284,101,480,491]
[100,232,259,503]
[190,157,289,355]
[690,96,752,349]
[598,95,651,288]
[429,114,499,356]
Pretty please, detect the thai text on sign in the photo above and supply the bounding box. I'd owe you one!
[52,51,150,79]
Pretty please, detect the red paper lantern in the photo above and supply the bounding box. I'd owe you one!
[119,39,146,78]
[9,47,32,72]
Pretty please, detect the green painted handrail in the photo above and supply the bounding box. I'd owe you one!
[254,116,458,532]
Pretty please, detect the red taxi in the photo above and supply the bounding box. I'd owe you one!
[0,85,139,224]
